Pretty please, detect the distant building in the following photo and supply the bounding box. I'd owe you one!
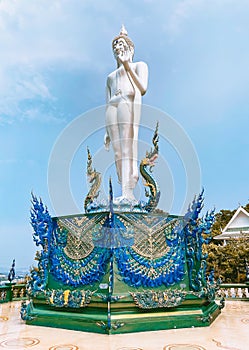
[214,206,249,244]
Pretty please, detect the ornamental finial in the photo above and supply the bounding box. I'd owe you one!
[120,24,128,36]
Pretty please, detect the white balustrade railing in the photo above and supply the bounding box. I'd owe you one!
[217,284,249,299]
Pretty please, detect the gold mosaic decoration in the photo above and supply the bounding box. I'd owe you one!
[63,231,94,259]
[58,214,105,260]
[118,214,178,258]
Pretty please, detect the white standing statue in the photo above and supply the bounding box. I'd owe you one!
[105,25,149,202]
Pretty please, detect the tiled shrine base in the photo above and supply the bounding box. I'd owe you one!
[0,300,248,350]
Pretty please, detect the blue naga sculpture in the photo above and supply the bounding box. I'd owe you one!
[27,193,53,296]
[183,189,216,293]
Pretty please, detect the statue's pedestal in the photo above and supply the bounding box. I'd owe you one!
[25,295,220,334]
[22,206,221,334]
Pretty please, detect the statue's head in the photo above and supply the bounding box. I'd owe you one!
[112,25,134,62]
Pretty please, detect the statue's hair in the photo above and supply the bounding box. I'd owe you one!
[112,35,134,51]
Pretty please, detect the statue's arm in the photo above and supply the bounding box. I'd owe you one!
[106,79,111,104]
[104,81,111,151]
[124,61,148,96]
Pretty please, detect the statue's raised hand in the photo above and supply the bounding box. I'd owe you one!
[118,50,131,70]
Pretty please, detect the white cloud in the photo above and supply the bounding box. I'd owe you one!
[0,0,118,123]
[0,65,56,123]
[166,0,249,37]
[166,0,204,36]
[0,0,119,68]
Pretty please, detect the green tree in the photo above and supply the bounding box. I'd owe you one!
[211,209,235,239]
[206,238,249,282]
[206,204,249,283]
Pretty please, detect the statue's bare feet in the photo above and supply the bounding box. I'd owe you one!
[113,195,138,205]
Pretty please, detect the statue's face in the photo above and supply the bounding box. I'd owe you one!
[113,38,131,61]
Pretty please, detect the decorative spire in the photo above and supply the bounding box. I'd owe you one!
[109,177,114,216]
[120,24,128,36]
[8,259,15,283]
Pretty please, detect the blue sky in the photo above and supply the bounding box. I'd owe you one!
[1,0,249,270]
